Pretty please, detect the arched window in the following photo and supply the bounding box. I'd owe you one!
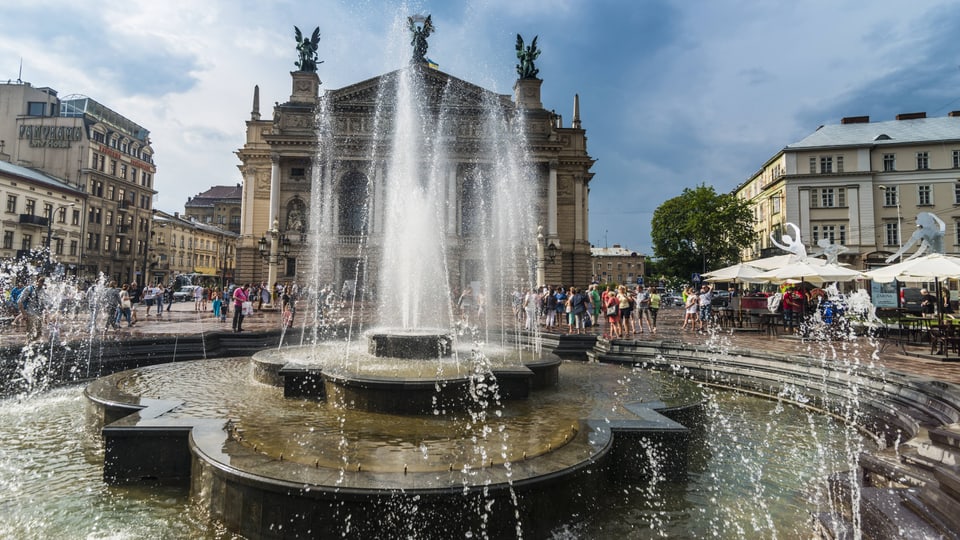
[338,171,369,235]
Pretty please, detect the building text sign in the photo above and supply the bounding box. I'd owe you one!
[18,125,83,148]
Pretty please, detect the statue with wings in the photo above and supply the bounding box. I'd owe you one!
[408,15,434,64]
[294,26,322,72]
[516,34,541,79]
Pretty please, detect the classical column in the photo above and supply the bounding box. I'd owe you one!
[574,174,583,241]
[269,154,281,229]
[547,160,558,238]
[447,164,458,233]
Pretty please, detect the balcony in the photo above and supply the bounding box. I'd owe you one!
[19,214,49,227]
[116,225,130,235]
[117,200,129,211]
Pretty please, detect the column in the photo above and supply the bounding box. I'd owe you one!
[574,175,583,241]
[447,165,458,233]
[547,160,558,238]
[269,154,280,229]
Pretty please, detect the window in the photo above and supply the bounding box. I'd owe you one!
[90,152,99,169]
[27,102,46,116]
[56,206,67,224]
[106,211,113,226]
[955,183,960,204]
[120,164,127,179]
[69,240,78,256]
[820,156,833,173]
[885,223,899,246]
[809,157,817,174]
[836,156,844,173]
[54,238,63,256]
[883,186,899,206]
[883,154,895,172]
[6,195,16,213]
[816,188,846,208]
[71,209,80,226]
[43,203,53,221]
[954,150,960,168]
[25,199,36,216]
[21,234,32,251]
[917,152,929,170]
[918,185,933,206]
[2,231,12,249]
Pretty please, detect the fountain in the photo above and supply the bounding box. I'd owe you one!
[4,12,960,540]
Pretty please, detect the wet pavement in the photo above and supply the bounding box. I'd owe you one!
[2,302,958,386]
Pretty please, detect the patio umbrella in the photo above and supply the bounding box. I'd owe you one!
[863,253,960,283]
[864,253,960,330]
[702,262,766,283]
[754,260,864,285]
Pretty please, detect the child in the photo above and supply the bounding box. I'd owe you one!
[212,292,223,322]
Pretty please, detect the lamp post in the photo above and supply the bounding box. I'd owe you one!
[878,185,902,262]
[45,202,75,272]
[258,219,282,305]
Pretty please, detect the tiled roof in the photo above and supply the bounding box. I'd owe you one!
[787,115,960,149]
[0,159,84,195]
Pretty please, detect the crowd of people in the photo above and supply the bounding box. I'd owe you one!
[516,283,665,337]
[0,276,305,342]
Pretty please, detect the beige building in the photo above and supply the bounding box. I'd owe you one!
[590,244,645,286]
[0,81,157,283]
[235,67,595,290]
[183,185,242,234]
[152,210,237,287]
[0,158,85,274]
[737,112,960,268]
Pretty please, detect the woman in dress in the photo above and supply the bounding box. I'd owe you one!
[682,287,698,330]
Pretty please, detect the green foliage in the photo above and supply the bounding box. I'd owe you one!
[650,183,756,279]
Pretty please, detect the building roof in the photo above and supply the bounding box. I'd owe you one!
[59,94,150,143]
[185,185,243,208]
[786,114,960,150]
[0,159,85,196]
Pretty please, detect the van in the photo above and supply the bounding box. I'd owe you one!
[900,287,922,314]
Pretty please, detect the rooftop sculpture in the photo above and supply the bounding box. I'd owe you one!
[515,34,541,79]
[408,15,434,64]
[294,26,322,72]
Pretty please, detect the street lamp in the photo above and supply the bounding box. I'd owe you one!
[878,185,902,262]
[45,202,75,271]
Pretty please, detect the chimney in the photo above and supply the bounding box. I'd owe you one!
[841,116,869,124]
[895,112,926,120]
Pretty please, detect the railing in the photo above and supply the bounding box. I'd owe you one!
[116,225,129,235]
[338,235,366,245]
[19,214,49,226]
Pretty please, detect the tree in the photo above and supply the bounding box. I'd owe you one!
[650,184,756,279]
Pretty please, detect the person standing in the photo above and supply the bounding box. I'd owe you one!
[648,287,661,333]
[154,284,165,318]
[142,284,155,317]
[18,276,45,341]
[116,284,135,328]
[697,284,714,331]
[682,287,698,331]
[232,283,249,332]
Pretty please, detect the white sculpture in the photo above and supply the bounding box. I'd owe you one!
[770,222,807,257]
[810,237,850,265]
[886,212,946,262]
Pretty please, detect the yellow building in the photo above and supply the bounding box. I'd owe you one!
[152,210,237,287]
[737,112,960,268]
[590,244,645,286]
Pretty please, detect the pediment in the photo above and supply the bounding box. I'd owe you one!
[328,66,512,111]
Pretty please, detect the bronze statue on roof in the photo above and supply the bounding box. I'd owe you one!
[294,26,322,72]
[408,15,434,64]
[516,34,541,79]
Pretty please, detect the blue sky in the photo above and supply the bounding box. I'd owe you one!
[2,0,959,255]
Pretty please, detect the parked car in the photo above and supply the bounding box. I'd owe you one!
[173,285,200,302]
[661,294,683,307]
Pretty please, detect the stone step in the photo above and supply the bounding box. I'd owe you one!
[859,451,933,488]
[902,433,960,470]
[917,485,960,536]
[812,512,853,540]
[859,486,946,539]
[934,465,960,500]
[929,423,960,449]
[901,490,960,539]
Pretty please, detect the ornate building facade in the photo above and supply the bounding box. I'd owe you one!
[236,47,594,292]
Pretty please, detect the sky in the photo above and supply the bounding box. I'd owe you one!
[2,0,960,256]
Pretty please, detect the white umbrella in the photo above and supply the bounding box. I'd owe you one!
[863,253,960,283]
[702,262,766,283]
[754,260,864,285]
[745,254,828,271]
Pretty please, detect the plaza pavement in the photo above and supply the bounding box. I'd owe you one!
[2,302,958,387]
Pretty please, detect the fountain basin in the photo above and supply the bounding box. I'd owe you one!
[84,357,701,538]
